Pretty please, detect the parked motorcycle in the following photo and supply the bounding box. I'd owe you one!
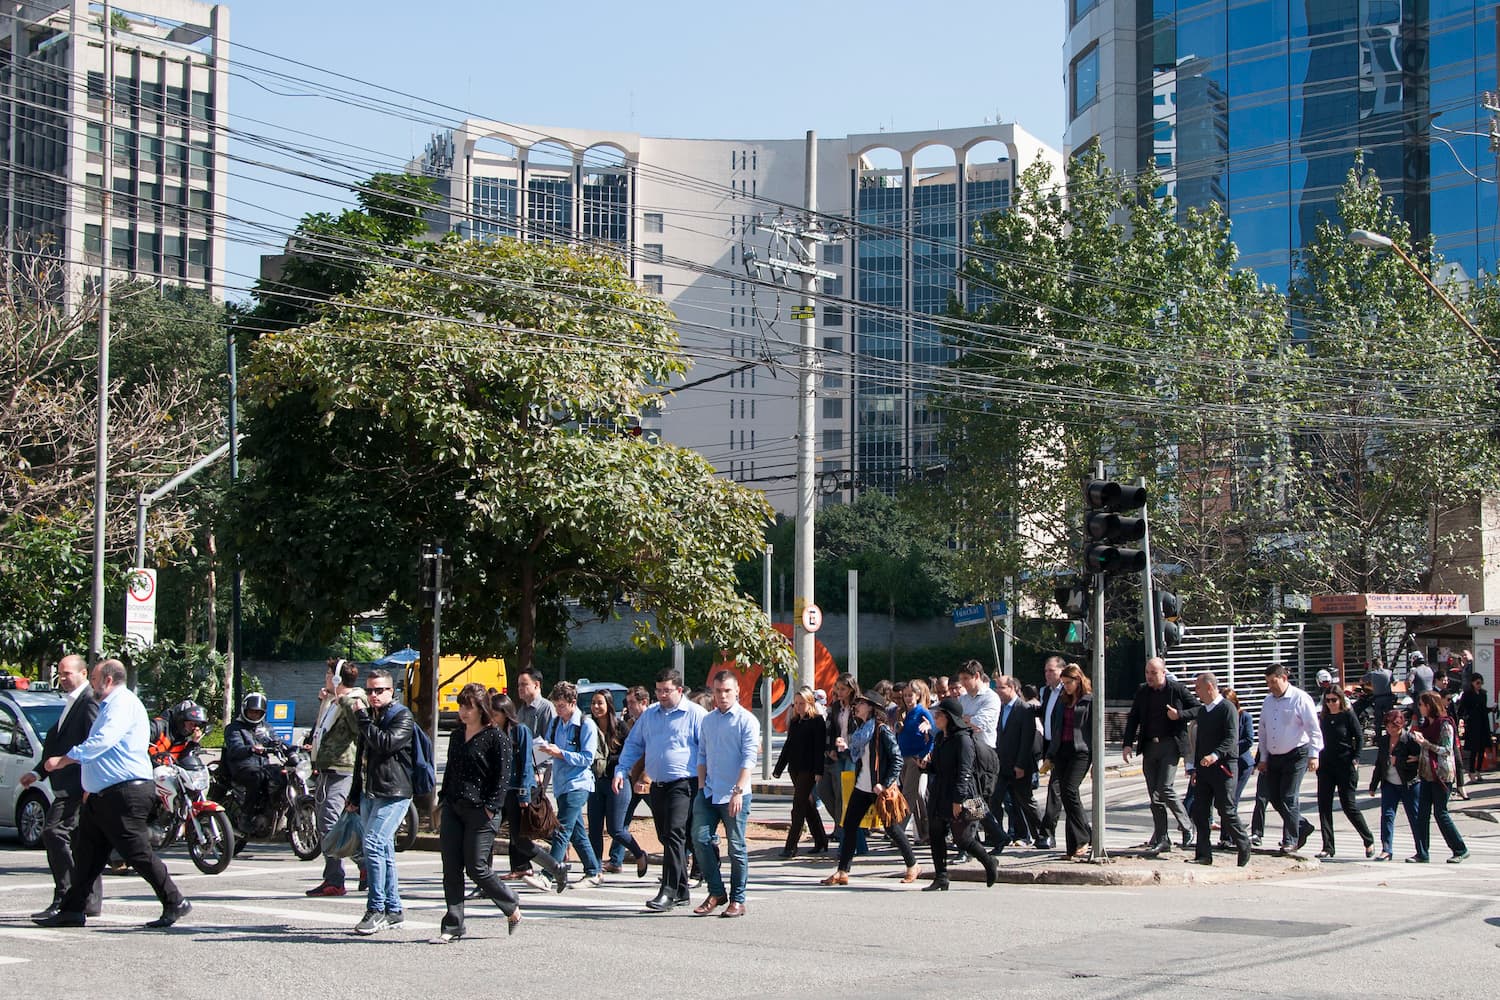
[210,744,321,860]
[146,747,235,874]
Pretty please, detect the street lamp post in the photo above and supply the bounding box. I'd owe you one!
[1347,229,1500,362]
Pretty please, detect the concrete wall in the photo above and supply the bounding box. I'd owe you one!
[243,660,326,727]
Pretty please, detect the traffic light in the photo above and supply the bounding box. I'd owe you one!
[1156,589,1182,652]
[1083,479,1148,574]
[1055,619,1091,648]
[1053,579,1088,617]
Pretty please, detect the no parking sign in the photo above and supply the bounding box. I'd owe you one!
[124,568,157,648]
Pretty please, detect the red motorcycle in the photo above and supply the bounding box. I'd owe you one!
[146,745,235,874]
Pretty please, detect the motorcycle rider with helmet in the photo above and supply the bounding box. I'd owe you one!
[224,693,287,822]
[149,701,209,765]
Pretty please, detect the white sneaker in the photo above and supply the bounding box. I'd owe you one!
[521,873,554,893]
[583,873,605,887]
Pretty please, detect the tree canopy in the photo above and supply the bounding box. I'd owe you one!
[232,236,790,672]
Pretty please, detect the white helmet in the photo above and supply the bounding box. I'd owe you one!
[1316,669,1333,685]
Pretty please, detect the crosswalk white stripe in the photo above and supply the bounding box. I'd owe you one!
[0,956,29,965]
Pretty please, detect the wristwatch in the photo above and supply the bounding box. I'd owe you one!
[730,785,744,795]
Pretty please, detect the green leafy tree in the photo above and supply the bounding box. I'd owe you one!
[231,236,790,676]
[130,639,227,720]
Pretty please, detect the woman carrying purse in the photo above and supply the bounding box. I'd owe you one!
[819,693,919,886]
[489,695,569,893]
[923,697,998,891]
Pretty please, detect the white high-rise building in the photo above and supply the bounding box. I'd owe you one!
[414,121,1059,513]
[0,0,229,300]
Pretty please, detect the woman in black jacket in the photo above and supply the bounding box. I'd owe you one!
[819,693,918,885]
[1368,708,1420,861]
[774,687,828,857]
[1315,688,1374,859]
[1457,674,1493,782]
[434,683,520,943]
[1046,663,1094,860]
[924,698,998,890]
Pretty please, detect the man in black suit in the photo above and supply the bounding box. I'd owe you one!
[19,654,102,919]
[994,675,1043,845]
[1121,657,1199,854]
[1035,656,1065,850]
[1177,671,1251,867]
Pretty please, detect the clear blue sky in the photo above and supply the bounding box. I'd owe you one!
[224,1,1066,297]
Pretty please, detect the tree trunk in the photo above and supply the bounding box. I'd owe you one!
[517,557,537,671]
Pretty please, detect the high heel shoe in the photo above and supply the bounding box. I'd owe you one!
[819,871,849,886]
[921,878,950,891]
[507,910,522,936]
[900,866,920,884]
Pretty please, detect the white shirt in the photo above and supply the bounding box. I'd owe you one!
[959,686,1001,746]
[1258,685,1324,757]
[1041,684,1063,740]
[58,680,90,725]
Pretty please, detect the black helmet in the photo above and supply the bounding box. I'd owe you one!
[170,700,208,739]
[240,692,268,722]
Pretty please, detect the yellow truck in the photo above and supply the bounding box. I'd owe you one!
[403,654,507,715]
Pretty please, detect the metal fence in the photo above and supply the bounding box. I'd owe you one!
[1165,622,1334,725]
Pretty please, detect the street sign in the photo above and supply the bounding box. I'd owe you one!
[124,568,157,648]
[791,305,814,320]
[951,601,1007,629]
[267,700,295,743]
[801,603,823,633]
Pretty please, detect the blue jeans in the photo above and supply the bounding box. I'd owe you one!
[359,795,410,913]
[589,781,643,867]
[550,789,600,876]
[691,793,750,904]
[1379,780,1419,856]
[1415,780,1467,859]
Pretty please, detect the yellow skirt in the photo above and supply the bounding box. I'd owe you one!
[839,770,879,829]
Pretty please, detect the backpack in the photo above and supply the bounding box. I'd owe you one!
[551,715,607,780]
[971,729,1001,801]
[408,709,437,797]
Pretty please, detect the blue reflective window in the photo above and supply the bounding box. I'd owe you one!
[1072,47,1100,117]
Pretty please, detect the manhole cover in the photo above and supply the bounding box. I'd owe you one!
[1148,917,1348,938]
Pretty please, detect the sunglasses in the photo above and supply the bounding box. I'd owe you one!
[367,686,392,694]
[1324,697,1341,703]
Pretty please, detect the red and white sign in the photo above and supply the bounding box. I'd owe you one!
[801,603,823,634]
[124,568,157,648]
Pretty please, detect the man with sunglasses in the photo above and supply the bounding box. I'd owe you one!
[348,669,415,935]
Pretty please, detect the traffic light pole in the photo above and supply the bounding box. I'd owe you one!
[1090,460,1108,861]
[1139,475,1157,662]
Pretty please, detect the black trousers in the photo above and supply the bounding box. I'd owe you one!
[61,780,182,915]
[1192,765,1248,860]
[439,802,517,933]
[500,790,562,879]
[1002,772,1044,843]
[785,770,828,852]
[837,787,915,871]
[1042,760,1064,840]
[929,812,987,877]
[1054,747,1092,854]
[42,792,101,911]
[1259,746,1311,848]
[650,777,697,897]
[1316,760,1374,854]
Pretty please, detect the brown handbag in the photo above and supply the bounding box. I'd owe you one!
[520,795,559,839]
[871,726,910,826]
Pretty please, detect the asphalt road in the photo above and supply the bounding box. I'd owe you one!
[4,771,1500,1000]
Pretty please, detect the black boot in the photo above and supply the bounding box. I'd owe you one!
[969,843,998,887]
[922,876,950,891]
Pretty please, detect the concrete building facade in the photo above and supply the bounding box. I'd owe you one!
[412,121,1060,512]
[0,0,229,299]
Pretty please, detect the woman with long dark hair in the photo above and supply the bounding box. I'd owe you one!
[1368,708,1420,862]
[1457,673,1492,782]
[1314,687,1374,859]
[923,698,998,890]
[434,683,521,943]
[1409,691,1469,864]
[587,691,648,878]
[488,694,569,894]
[1046,663,1093,860]
[818,693,919,885]
[773,687,828,857]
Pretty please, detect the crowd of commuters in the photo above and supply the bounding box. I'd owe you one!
[25,648,1488,937]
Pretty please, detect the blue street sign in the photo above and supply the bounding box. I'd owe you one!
[951,601,1007,628]
[267,699,296,743]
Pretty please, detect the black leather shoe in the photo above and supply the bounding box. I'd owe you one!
[1186,856,1213,866]
[30,902,60,920]
[145,899,192,929]
[1146,839,1171,856]
[33,910,85,927]
[1179,828,1194,850]
[1237,843,1252,867]
[1034,837,1054,850]
[1296,819,1314,851]
[644,890,679,912]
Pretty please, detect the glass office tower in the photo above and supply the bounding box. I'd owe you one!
[1068,0,1498,289]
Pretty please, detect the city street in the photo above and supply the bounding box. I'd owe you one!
[6,767,1500,999]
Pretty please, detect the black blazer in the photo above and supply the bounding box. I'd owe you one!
[926,727,977,815]
[1318,709,1362,767]
[1047,695,1093,758]
[1368,731,1420,793]
[995,699,1038,776]
[774,713,827,779]
[1192,699,1239,779]
[43,687,99,797]
[1121,679,1200,760]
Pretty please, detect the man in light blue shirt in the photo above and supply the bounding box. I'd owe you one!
[36,659,190,930]
[690,670,760,917]
[539,682,602,887]
[613,668,706,911]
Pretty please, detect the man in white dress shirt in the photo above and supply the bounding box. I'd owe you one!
[1255,662,1323,854]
